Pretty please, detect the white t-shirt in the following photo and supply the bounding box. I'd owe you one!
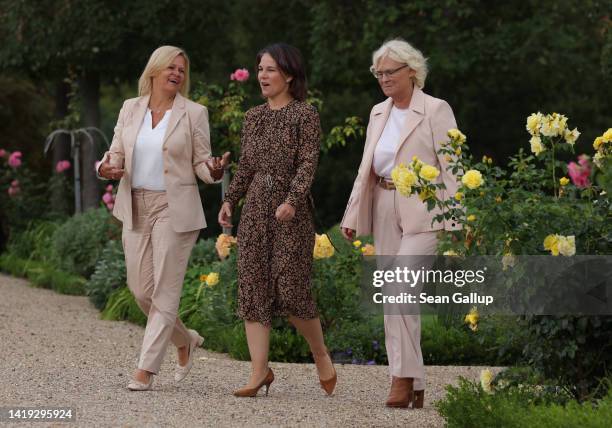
[373,105,411,178]
[131,109,171,190]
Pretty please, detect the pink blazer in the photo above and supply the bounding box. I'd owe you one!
[341,86,461,236]
[99,93,220,233]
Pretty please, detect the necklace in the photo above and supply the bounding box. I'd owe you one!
[149,97,174,114]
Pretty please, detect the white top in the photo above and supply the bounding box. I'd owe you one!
[373,105,411,178]
[131,109,171,190]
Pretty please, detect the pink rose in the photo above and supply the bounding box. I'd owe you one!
[568,154,591,188]
[0,149,6,158]
[106,184,114,192]
[230,68,250,82]
[102,192,113,204]
[106,202,114,210]
[8,151,22,168]
[8,186,20,196]
[55,160,71,173]
[11,180,19,187]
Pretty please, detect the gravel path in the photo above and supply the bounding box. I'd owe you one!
[0,274,498,427]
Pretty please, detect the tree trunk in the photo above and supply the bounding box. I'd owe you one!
[52,79,72,215]
[79,71,101,211]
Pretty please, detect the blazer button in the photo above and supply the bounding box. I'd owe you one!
[164,169,168,174]
[451,223,456,227]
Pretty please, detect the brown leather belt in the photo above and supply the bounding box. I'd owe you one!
[376,175,396,190]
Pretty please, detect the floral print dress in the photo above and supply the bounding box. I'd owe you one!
[223,100,321,326]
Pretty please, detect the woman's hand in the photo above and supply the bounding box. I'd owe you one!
[275,203,295,222]
[340,227,356,241]
[218,201,233,227]
[206,152,231,180]
[98,157,124,180]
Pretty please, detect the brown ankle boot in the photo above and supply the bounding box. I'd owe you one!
[412,389,424,408]
[385,376,413,408]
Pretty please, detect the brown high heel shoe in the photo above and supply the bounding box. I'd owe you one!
[233,368,274,397]
[314,350,337,396]
[412,390,424,408]
[385,376,413,408]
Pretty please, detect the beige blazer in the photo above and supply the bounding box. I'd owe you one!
[99,93,220,233]
[341,86,461,236]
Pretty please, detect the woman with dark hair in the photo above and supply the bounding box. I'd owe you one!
[218,43,336,397]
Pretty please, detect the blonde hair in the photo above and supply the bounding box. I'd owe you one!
[370,38,428,89]
[138,46,190,97]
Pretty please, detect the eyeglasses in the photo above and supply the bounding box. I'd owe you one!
[371,64,410,79]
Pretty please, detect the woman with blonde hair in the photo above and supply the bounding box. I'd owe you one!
[341,38,460,408]
[98,45,229,390]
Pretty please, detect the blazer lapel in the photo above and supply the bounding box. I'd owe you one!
[393,86,425,157]
[124,95,150,153]
[163,93,186,146]
[363,98,393,170]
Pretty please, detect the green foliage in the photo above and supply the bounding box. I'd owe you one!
[436,376,612,428]
[101,286,146,326]
[6,221,59,262]
[85,239,126,310]
[50,208,120,277]
[0,253,85,295]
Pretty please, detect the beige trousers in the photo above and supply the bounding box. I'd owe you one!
[372,185,438,391]
[122,189,199,374]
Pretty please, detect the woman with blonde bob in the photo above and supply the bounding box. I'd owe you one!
[98,46,229,391]
[340,39,460,408]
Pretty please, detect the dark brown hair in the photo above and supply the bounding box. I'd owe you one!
[256,43,307,101]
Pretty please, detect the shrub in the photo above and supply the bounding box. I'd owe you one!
[6,220,59,263]
[51,208,120,277]
[436,376,612,428]
[85,240,126,309]
[101,286,146,326]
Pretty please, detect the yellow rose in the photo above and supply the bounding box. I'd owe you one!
[205,272,220,287]
[495,196,502,203]
[502,253,516,271]
[603,128,612,142]
[530,136,545,155]
[594,136,604,150]
[360,244,375,256]
[455,147,462,155]
[461,170,484,189]
[543,234,560,256]
[526,112,542,135]
[467,214,476,222]
[447,128,467,144]
[464,306,479,329]
[563,127,580,145]
[353,240,362,248]
[480,369,494,393]
[559,177,570,186]
[419,164,440,182]
[418,188,435,201]
[391,164,417,197]
[454,192,464,201]
[199,274,208,283]
[216,233,237,259]
[313,233,335,259]
[444,155,453,162]
[443,250,458,256]
[558,235,576,257]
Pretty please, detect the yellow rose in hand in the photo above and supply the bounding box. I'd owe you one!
[454,192,464,201]
[361,244,375,256]
[419,164,440,182]
[461,170,484,189]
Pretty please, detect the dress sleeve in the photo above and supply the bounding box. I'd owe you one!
[223,112,255,207]
[284,107,321,208]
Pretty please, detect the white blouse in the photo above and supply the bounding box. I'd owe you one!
[131,109,171,190]
[373,105,411,178]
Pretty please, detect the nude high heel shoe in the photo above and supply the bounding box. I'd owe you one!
[127,375,154,391]
[233,368,275,397]
[174,329,204,382]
